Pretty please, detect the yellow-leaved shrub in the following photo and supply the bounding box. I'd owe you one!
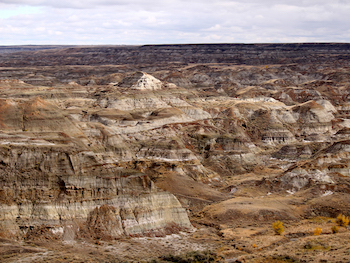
[272,221,284,235]
[331,225,339,234]
[314,227,322,235]
[336,214,349,227]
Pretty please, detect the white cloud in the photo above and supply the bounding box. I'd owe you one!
[0,0,349,44]
[0,5,41,18]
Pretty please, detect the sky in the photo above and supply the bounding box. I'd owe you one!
[0,0,349,45]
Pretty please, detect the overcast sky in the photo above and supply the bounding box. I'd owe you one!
[0,0,349,45]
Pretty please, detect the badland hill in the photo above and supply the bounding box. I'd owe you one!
[0,43,350,262]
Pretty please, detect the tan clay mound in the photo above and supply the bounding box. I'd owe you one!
[200,196,301,225]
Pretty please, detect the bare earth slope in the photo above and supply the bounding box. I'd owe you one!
[0,44,350,262]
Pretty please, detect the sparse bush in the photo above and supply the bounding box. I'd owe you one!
[336,214,349,227]
[156,250,223,263]
[272,220,284,235]
[314,227,322,235]
[331,225,339,234]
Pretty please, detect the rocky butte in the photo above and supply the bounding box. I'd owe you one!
[0,43,350,262]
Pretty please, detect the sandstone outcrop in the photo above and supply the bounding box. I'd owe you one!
[119,71,162,90]
[0,94,194,239]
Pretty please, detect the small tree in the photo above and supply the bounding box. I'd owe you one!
[272,221,284,235]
